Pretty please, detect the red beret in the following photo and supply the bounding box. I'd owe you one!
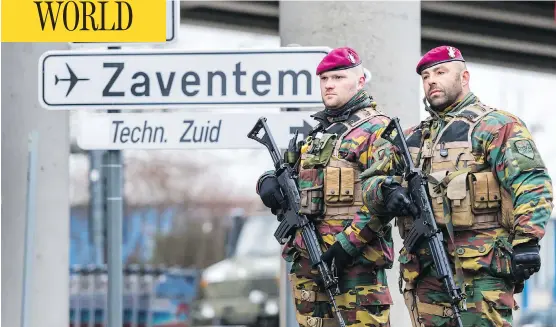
[416,45,465,75]
[316,47,362,75]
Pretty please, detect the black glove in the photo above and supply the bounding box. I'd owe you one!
[257,174,286,212]
[381,177,419,218]
[321,242,353,275]
[511,241,541,282]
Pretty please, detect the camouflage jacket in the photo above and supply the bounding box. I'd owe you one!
[281,105,396,270]
[361,93,554,281]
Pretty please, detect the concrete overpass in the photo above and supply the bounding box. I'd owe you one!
[180,1,556,73]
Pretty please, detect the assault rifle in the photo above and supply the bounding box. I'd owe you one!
[247,117,346,327]
[381,117,465,327]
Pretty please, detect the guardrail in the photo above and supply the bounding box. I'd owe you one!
[69,264,200,327]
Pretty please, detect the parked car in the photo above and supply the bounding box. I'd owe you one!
[191,213,281,327]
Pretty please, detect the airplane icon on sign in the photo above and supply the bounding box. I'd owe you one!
[54,63,89,97]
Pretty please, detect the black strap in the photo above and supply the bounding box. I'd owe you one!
[309,108,371,138]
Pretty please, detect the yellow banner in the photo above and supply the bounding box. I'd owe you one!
[2,0,166,42]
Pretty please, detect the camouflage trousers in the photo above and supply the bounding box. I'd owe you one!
[403,273,518,327]
[289,255,392,327]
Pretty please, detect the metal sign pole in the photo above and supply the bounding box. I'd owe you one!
[103,45,124,327]
[103,140,123,327]
[88,150,105,265]
[21,131,39,327]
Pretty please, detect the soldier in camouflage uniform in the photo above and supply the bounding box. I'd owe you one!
[360,45,554,327]
[256,47,398,327]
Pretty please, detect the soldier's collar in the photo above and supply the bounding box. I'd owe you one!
[309,108,357,128]
[310,106,368,136]
[443,92,479,118]
[310,111,330,128]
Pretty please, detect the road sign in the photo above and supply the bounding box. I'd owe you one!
[38,47,330,110]
[69,0,180,47]
[76,111,318,150]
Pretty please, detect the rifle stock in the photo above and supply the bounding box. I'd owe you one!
[247,117,346,327]
[382,117,465,327]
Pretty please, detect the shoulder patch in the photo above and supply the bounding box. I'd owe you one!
[513,139,535,160]
[507,138,546,176]
[505,139,546,177]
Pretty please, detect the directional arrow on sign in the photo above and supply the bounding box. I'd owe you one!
[75,111,319,150]
[289,120,314,140]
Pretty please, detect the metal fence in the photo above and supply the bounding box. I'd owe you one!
[69,264,200,327]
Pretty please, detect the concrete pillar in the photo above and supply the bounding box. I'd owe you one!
[2,42,70,327]
[279,1,421,326]
[280,0,421,127]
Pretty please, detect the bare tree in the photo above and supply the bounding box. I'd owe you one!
[122,150,259,268]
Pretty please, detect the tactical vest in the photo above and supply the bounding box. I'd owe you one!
[398,103,514,237]
[297,106,387,220]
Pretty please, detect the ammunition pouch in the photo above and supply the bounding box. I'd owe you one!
[299,159,364,219]
[302,134,337,169]
[298,168,325,216]
[298,133,337,217]
[299,133,363,220]
[469,172,514,231]
[427,170,476,229]
[324,166,355,205]
[298,106,387,220]
[469,172,501,213]
[401,104,516,235]
[323,158,364,218]
[425,169,507,231]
